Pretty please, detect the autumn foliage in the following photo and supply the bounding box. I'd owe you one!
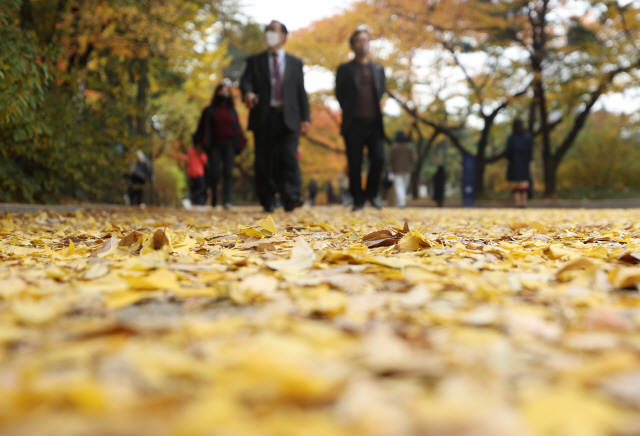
[1,206,640,434]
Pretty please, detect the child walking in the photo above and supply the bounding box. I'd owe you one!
[173,142,209,208]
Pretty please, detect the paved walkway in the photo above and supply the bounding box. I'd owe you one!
[2,197,640,214]
[0,203,124,213]
[476,197,640,209]
[408,197,640,209]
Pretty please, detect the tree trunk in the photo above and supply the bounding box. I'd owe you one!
[474,121,492,198]
[537,81,554,197]
[136,59,148,136]
[543,157,557,198]
[19,0,35,30]
[410,126,437,199]
[475,153,486,199]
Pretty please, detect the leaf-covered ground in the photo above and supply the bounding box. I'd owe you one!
[1,206,640,436]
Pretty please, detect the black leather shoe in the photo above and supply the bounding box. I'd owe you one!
[284,199,303,212]
[368,197,383,209]
[352,203,364,211]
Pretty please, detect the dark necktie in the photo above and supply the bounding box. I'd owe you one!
[272,52,283,101]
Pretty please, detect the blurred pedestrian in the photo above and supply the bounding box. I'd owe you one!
[388,131,416,207]
[127,149,153,207]
[433,165,446,208]
[193,83,246,210]
[505,118,533,208]
[308,179,318,206]
[336,27,386,211]
[335,167,352,205]
[171,141,209,208]
[324,181,338,204]
[240,20,310,212]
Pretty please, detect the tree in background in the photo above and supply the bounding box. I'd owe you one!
[558,111,640,193]
[290,0,640,198]
[289,1,531,198]
[0,0,230,204]
[473,0,640,196]
[299,101,346,191]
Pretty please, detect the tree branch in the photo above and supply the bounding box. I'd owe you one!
[19,0,35,31]
[442,41,484,104]
[555,62,639,161]
[45,0,70,44]
[388,91,470,156]
[303,135,345,155]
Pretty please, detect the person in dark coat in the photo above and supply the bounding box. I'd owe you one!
[127,149,153,206]
[505,118,534,207]
[307,179,318,206]
[192,83,246,210]
[335,27,386,211]
[324,181,338,204]
[240,20,310,213]
[432,165,446,208]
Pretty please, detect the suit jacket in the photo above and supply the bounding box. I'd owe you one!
[335,60,386,136]
[240,51,310,132]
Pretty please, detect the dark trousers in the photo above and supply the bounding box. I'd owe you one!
[189,176,207,206]
[208,140,235,206]
[128,175,145,205]
[343,120,385,206]
[253,108,301,210]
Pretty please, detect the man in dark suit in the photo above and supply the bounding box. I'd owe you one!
[336,28,386,211]
[240,20,310,212]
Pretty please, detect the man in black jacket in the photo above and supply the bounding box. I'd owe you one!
[336,28,386,210]
[240,20,310,212]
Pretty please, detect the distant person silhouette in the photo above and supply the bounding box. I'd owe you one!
[127,150,153,206]
[335,167,352,205]
[505,118,533,208]
[433,165,446,208]
[171,141,209,208]
[308,179,318,206]
[388,131,416,207]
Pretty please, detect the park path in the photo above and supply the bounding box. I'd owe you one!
[1,206,640,435]
[2,196,640,214]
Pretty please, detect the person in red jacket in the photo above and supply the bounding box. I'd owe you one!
[193,83,246,210]
[171,142,209,207]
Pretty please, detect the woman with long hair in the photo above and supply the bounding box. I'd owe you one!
[192,83,246,209]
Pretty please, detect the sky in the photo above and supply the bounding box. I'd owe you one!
[240,0,351,30]
[238,0,640,117]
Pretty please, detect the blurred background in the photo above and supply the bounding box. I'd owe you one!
[2,0,640,206]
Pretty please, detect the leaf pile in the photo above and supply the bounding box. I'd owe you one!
[1,206,640,436]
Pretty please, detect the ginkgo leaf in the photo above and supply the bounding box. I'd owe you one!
[1,206,640,436]
[265,238,315,271]
[261,215,277,235]
[118,231,143,247]
[152,228,173,251]
[126,268,179,290]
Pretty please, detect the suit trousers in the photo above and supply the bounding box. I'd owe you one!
[343,120,385,207]
[253,108,301,210]
[208,140,235,206]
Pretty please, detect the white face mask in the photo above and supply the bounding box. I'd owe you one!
[265,31,281,48]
